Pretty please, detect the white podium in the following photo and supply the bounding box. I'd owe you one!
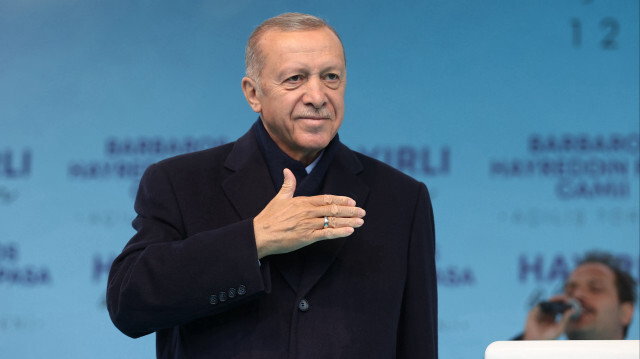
[485,340,640,359]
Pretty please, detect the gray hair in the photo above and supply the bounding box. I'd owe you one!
[244,13,345,84]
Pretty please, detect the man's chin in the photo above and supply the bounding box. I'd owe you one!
[295,134,335,150]
[566,326,597,340]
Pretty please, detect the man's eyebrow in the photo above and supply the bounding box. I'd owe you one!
[275,62,345,80]
[321,67,345,75]
[276,65,309,78]
[587,278,607,285]
[564,277,608,289]
[320,61,345,71]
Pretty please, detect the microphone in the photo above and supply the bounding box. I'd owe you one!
[539,299,582,319]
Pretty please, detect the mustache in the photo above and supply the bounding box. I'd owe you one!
[294,106,333,119]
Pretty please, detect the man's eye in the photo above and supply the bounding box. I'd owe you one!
[324,73,339,81]
[589,285,604,293]
[286,75,303,83]
[323,73,341,89]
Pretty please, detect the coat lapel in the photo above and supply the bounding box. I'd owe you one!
[297,144,370,296]
[222,130,276,220]
[222,130,303,291]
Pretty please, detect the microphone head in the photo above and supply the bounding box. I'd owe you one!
[538,299,582,319]
[566,298,582,320]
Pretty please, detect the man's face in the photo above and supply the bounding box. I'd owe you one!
[242,27,346,165]
[564,263,634,340]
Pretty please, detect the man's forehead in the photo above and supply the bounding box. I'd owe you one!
[567,263,616,284]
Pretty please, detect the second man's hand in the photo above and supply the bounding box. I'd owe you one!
[523,295,576,340]
[253,168,365,259]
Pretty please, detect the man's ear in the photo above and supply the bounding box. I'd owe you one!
[241,77,262,113]
[620,302,634,327]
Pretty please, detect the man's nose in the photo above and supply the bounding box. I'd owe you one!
[302,77,327,109]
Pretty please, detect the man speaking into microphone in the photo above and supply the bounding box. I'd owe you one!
[520,252,636,340]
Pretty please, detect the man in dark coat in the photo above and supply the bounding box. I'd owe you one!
[107,12,438,358]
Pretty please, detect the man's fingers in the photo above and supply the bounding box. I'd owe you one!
[558,308,576,327]
[308,194,357,207]
[309,205,365,219]
[312,226,355,241]
[322,216,364,229]
[548,294,568,302]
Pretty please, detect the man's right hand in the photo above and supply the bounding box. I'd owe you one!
[253,168,365,259]
[522,295,576,340]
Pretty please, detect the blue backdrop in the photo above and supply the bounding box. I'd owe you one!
[1,1,638,358]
